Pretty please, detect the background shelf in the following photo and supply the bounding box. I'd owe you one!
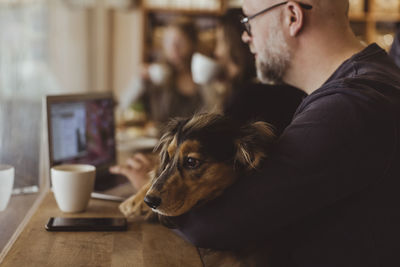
[141,0,400,64]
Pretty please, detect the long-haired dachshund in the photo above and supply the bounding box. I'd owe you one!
[119,113,275,221]
[119,113,276,266]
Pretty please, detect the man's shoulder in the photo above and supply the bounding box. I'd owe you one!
[296,76,400,125]
[319,43,400,101]
[307,70,400,108]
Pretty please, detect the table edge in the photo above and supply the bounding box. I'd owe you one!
[0,189,49,264]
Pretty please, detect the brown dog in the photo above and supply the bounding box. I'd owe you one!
[119,113,276,223]
[119,113,276,266]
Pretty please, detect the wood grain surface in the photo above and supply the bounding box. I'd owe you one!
[0,194,39,253]
[0,192,202,267]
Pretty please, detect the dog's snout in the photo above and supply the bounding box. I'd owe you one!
[144,195,162,209]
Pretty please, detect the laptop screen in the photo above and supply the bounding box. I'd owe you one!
[46,93,116,170]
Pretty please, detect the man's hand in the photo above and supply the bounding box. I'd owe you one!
[110,153,155,190]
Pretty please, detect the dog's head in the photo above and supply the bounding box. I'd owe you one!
[144,113,275,217]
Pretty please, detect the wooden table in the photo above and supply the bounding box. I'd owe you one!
[0,194,38,253]
[0,192,203,267]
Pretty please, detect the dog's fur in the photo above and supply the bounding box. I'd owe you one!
[119,113,276,266]
[120,113,275,219]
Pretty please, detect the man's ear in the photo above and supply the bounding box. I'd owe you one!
[286,1,305,37]
[234,121,276,170]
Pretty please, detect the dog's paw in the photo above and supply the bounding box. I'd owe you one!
[119,195,151,218]
[119,182,153,218]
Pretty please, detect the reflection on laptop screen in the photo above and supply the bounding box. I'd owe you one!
[51,102,87,162]
[49,96,116,167]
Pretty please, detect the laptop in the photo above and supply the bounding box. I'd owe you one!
[46,92,132,202]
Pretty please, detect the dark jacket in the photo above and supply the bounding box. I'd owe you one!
[171,44,400,267]
[224,81,305,136]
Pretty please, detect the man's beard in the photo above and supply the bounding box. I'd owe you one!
[256,24,291,84]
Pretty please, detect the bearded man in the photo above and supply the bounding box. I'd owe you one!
[169,0,400,266]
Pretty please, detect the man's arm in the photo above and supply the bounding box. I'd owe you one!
[169,93,396,250]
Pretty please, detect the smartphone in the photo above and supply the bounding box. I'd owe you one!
[45,217,128,232]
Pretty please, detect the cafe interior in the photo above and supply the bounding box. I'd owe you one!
[0,0,400,266]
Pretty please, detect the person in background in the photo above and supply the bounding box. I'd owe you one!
[120,17,203,130]
[112,17,204,190]
[390,26,400,68]
[214,8,305,135]
[167,0,400,266]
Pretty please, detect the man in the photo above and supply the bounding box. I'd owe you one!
[168,0,400,266]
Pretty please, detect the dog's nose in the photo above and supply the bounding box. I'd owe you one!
[144,195,162,209]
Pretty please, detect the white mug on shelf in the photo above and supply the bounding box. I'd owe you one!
[51,164,96,213]
[191,52,221,85]
[0,164,14,212]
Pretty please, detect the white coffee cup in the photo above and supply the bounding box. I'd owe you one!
[0,165,14,212]
[51,164,96,213]
[191,52,221,85]
[148,63,171,85]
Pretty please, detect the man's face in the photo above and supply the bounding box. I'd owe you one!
[243,0,291,84]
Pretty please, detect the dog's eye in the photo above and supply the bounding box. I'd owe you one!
[184,157,201,169]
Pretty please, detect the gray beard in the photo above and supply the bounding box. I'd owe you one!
[256,56,288,84]
[256,25,290,84]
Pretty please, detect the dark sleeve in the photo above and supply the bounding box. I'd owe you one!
[169,93,395,250]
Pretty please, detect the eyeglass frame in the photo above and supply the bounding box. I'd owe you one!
[240,1,313,36]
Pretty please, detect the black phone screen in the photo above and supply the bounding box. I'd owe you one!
[45,217,127,231]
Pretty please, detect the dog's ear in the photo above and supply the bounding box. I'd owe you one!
[155,117,190,172]
[234,121,276,170]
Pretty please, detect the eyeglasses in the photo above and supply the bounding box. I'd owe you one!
[240,1,313,36]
